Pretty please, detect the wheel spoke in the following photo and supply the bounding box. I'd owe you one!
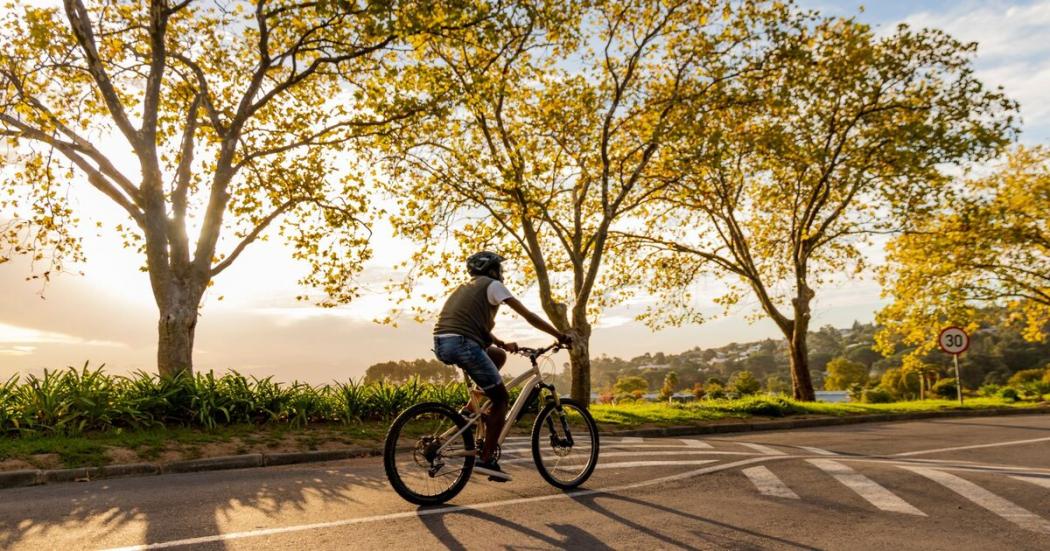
[534,401,597,487]
[386,404,475,503]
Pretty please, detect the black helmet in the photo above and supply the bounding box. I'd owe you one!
[466,251,505,280]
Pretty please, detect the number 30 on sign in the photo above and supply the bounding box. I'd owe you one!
[938,327,969,354]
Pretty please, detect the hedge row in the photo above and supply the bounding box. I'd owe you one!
[0,365,512,436]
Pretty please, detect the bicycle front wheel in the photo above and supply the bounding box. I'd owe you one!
[384,402,475,505]
[531,398,599,490]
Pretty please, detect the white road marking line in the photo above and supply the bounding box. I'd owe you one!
[1011,476,1050,489]
[738,443,787,456]
[837,458,1050,478]
[595,460,718,470]
[797,446,837,456]
[742,466,799,499]
[906,467,1050,534]
[101,456,785,551]
[501,444,718,454]
[502,450,761,464]
[893,436,1050,457]
[808,459,925,516]
[680,439,714,448]
[619,437,643,444]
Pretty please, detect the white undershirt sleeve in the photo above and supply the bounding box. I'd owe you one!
[486,280,515,306]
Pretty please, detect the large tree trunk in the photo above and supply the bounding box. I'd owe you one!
[787,327,816,401]
[568,335,591,406]
[155,280,203,378]
[788,285,816,401]
[567,318,592,406]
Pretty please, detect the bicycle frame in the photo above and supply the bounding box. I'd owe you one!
[434,344,563,457]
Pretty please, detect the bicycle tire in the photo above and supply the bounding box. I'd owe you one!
[383,402,475,505]
[531,398,600,490]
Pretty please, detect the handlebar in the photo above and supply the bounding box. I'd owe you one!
[512,340,570,360]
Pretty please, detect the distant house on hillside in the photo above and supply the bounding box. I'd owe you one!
[815,390,850,403]
[639,364,671,371]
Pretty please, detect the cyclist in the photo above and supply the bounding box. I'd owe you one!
[433,251,571,482]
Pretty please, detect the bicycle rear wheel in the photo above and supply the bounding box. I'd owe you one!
[531,398,599,490]
[384,402,475,505]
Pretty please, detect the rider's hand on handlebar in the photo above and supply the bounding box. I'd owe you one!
[501,341,519,353]
[557,332,574,348]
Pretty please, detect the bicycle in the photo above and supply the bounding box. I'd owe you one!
[382,341,600,505]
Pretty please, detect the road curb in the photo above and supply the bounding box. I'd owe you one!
[263,446,379,467]
[0,469,42,489]
[0,406,1045,491]
[164,454,264,474]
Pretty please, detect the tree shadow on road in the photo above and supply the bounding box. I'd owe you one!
[418,505,614,550]
[568,491,819,550]
[0,460,389,550]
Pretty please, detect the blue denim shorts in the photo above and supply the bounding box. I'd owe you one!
[433,335,503,390]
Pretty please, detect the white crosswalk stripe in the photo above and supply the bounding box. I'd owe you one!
[906,467,1050,534]
[680,439,714,448]
[619,437,644,444]
[743,466,799,499]
[738,442,787,456]
[809,459,925,516]
[1011,475,1050,489]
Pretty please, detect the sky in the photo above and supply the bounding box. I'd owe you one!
[2,0,1049,383]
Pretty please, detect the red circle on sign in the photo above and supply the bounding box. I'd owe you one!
[938,326,970,354]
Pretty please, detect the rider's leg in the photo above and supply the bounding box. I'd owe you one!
[465,346,507,415]
[481,383,509,462]
[486,346,507,370]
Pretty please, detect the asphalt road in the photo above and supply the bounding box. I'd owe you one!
[1,414,1049,550]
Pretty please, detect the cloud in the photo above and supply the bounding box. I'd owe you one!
[0,322,125,348]
[903,1,1050,59]
[0,345,36,357]
[901,0,1050,141]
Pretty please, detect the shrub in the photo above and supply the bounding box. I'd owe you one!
[0,366,500,437]
[613,376,648,396]
[880,368,920,400]
[978,384,1002,397]
[704,382,726,400]
[998,387,1019,402]
[1007,368,1045,386]
[659,371,679,401]
[861,387,895,404]
[691,383,705,400]
[717,396,805,417]
[824,357,869,391]
[765,375,790,395]
[932,378,958,400]
[1017,382,1050,401]
[728,371,761,396]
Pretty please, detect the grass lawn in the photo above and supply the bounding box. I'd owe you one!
[0,422,390,471]
[589,396,1043,428]
[1,396,1043,471]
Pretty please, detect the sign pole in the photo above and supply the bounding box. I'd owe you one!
[953,353,963,405]
[938,326,969,406]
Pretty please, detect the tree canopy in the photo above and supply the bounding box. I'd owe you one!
[877,146,1050,363]
[378,0,775,404]
[631,15,1018,400]
[0,0,488,376]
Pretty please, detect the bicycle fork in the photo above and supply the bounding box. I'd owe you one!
[543,395,575,448]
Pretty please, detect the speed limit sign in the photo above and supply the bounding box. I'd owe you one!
[939,326,969,405]
[938,326,969,354]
